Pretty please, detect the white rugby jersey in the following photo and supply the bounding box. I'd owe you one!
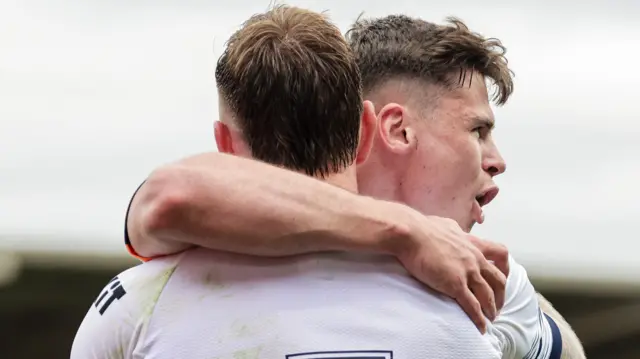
[489,256,562,359]
[72,249,504,359]
[71,249,561,359]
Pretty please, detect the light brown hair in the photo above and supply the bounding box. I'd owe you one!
[215,5,362,176]
[346,15,514,105]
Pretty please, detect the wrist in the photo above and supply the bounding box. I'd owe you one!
[337,196,417,257]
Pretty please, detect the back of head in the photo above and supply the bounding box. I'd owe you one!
[215,5,363,177]
[346,15,513,105]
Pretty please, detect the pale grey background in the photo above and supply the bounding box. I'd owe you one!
[1,0,638,284]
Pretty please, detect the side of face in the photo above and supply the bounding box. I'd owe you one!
[359,73,507,232]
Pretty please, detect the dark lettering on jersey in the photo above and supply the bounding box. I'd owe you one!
[94,276,127,315]
[286,350,393,359]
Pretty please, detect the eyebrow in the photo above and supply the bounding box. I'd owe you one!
[471,116,495,130]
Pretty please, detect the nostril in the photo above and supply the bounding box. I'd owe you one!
[487,165,499,175]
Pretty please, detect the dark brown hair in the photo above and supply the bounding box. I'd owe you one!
[346,15,514,105]
[215,5,363,176]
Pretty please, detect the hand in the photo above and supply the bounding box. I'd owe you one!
[390,214,509,333]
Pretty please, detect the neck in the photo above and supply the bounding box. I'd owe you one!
[320,165,359,193]
[356,152,402,202]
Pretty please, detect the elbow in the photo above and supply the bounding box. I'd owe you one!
[131,166,193,247]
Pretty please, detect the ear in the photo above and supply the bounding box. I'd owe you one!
[214,121,235,154]
[377,103,417,154]
[355,100,377,165]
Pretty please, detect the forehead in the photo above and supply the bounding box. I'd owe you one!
[432,74,495,127]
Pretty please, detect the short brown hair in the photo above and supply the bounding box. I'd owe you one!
[346,15,514,105]
[215,5,362,176]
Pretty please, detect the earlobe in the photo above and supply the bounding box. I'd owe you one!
[378,103,414,154]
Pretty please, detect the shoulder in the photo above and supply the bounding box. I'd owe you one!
[70,254,185,359]
[491,255,562,359]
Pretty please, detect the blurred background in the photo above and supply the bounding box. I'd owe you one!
[1,0,638,358]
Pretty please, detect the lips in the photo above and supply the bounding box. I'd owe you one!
[471,186,499,227]
[475,186,499,207]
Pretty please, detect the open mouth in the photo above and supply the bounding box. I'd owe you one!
[475,187,499,207]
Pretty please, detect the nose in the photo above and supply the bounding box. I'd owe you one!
[483,145,506,177]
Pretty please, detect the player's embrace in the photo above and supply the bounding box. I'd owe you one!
[72,5,585,359]
[72,5,505,359]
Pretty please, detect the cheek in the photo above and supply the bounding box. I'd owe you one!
[449,138,483,178]
[398,136,482,223]
[399,152,449,213]
[407,139,480,198]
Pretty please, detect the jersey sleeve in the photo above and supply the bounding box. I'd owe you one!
[70,275,144,359]
[490,256,563,359]
[124,181,154,262]
[70,257,181,359]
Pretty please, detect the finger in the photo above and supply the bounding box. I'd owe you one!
[455,287,487,334]
[481,262,507,312]
[468,271,497,322]
[470,237,510,278]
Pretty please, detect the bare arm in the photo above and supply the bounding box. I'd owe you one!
[127,151,509,332]
[537,293,586,359]
[127,152,407,259]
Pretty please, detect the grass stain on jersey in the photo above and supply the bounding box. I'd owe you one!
[232,346,263,359]
[204,271,228,290]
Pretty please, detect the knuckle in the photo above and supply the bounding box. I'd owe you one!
[483,265,506,285]
[493,242,509,256]
[469,270,484,284]
[497,276,507,289]
[497,270,508,284]
[471,248,487,264]
[466,234,481,244]
[465,236,483,251]
[449,274,466,293]
[462,254,479,270]
[487,297,496,310]
[471,298,482,312]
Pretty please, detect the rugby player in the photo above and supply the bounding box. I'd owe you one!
[124,13,585,359]
[71,6,509,358]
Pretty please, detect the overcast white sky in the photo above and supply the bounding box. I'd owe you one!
[0,0,638,282]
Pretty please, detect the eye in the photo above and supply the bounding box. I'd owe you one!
[472,126,485,139]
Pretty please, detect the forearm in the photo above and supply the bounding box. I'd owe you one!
[537,293,586,359]
[128,152,409,258]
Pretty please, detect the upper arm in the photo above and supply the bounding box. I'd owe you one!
[70,275,143,359]
[491,256,563,359]
[70,258,180,359]
[537,294,586,359]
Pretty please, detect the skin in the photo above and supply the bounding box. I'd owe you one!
[213,71,584,358]
[126,75,585,358]
[355,74,584,358]
[358,74,505,233]
[214,72,511,330]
